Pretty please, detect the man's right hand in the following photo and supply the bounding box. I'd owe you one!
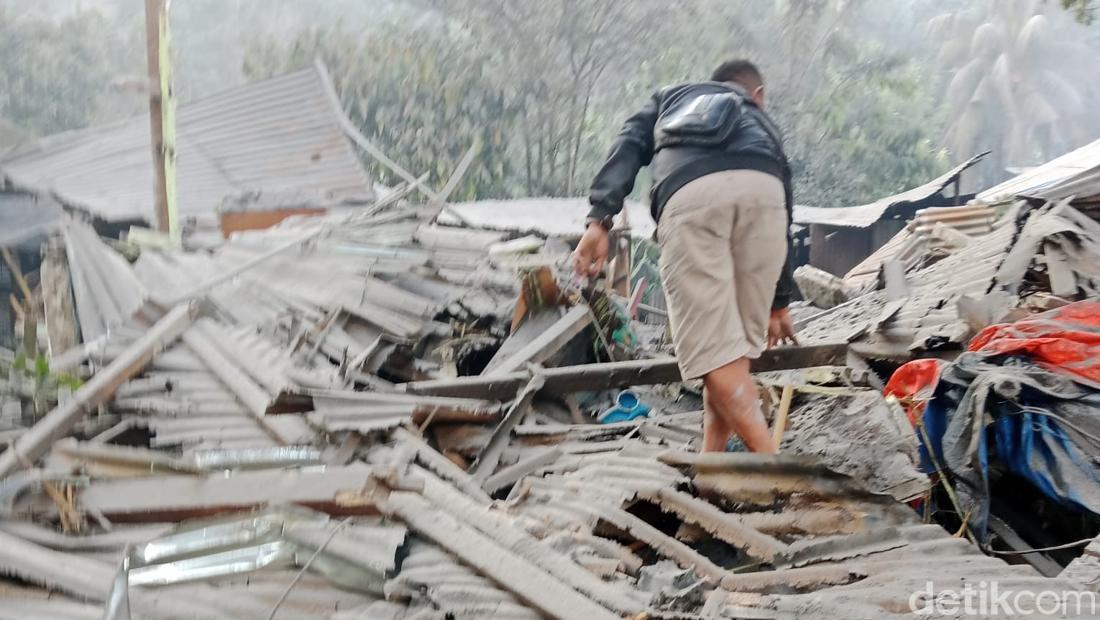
[572,223,610,278]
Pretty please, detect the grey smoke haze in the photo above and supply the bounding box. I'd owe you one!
[4,0,1100,197]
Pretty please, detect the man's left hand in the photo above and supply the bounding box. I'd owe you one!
[767,307,798,348]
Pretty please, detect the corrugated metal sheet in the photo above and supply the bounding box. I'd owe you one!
[794,153,986,228]
[0,66,371,222]
[439,197,656,238]
[979,138,1100,204]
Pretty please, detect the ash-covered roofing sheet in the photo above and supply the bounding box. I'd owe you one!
[800,201,1100,357]
[2,188,1096,618]
[980,137,1100,204]
[843,203,997,289]
[439,196,656,238]
[63,219,146,342]
[0,66,371,222]
[793,152,986,228]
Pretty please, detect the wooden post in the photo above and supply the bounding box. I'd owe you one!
[144,0,178,239]
[771,385,794,451]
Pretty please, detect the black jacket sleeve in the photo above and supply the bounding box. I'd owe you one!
[772,169,795,310]
[588,91,660,219]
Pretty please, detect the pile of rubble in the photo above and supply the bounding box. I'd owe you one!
[2,175,1100,619]
[3,53,1100,616]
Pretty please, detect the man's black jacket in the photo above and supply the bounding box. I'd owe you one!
[588,81,795,310]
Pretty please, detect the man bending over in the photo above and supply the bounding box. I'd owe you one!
[573,59,797,453]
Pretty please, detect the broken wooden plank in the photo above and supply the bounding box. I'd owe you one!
[559,497,727,583]
[315,59,441,204]
[40,238,78,355]
[380,489,621,620]
[79,463,387,522]
[406,343,849,400]
[772,385,794,451]
[483,305,591,376]
[881,259,910,301]
[719,564,867,593]
[468,374,545,482]
[0,303,196,479]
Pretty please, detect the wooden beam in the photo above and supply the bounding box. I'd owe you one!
[40,239,77,356]
[0,303,196,479]
[482,305,591,376]
[406,342,849,400]
[0,248,32,304]
[772,385,794,451]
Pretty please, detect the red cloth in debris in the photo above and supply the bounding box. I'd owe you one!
[967,299,1100,385]
[884,359,942,425]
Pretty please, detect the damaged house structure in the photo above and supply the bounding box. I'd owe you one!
[4,63,1100,619]
[793,153,988,277]
[0,65,374,245]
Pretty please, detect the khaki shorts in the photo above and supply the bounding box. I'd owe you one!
[658,170,787,380]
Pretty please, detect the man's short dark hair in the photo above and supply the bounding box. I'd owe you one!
[710,59,763,90]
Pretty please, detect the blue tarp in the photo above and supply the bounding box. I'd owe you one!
[921,354,1100,541]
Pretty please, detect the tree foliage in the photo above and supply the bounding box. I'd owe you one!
[929,0,1100,186]
[6,0,1100,208]
[241,0,953,207]
[244,22,515,200]
[0,7,129,135]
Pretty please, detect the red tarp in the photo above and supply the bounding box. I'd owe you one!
[967,299,1100,385]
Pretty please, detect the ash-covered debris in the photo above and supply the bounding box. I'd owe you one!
[5,98,1100,620]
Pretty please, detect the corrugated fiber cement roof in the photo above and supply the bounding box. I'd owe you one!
[0,65,371,222]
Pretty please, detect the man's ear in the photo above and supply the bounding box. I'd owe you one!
[752,85,766,107]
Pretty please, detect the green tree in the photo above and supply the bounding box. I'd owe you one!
[428,0,670,196]
[613,0,948,206]
[244,22,517,200]
[0,7,131,135]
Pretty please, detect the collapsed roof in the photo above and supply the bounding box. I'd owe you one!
[2,182,1097,617]
[0,66,372,223]
[979,137,1100,205]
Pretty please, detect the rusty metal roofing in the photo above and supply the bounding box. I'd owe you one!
[794,153,987,228]
[0,66,371,223]
[979,137,1100,204]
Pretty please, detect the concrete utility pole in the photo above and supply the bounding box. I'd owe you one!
[143,0,178,239]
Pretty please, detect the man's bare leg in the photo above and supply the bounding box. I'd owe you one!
[702,406,732,452]
[702,358,776,453]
